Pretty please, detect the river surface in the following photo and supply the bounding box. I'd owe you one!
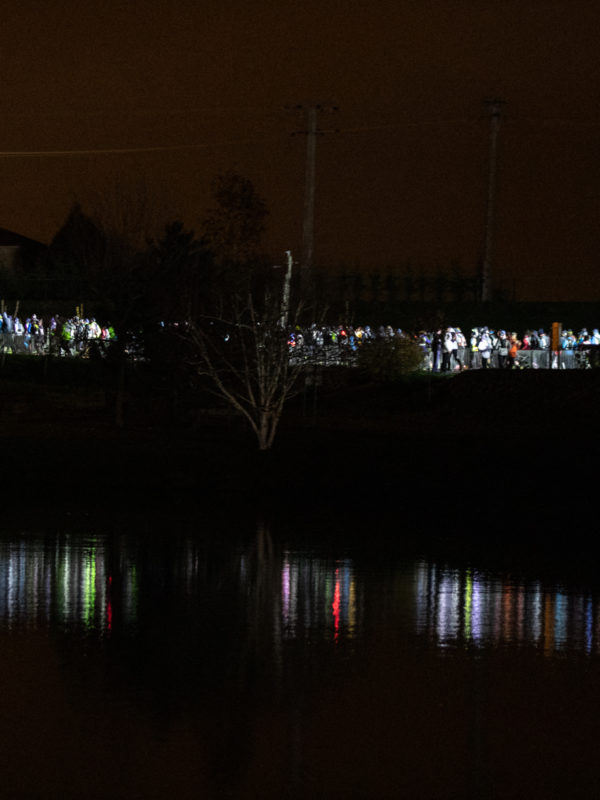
[1,512,599,799]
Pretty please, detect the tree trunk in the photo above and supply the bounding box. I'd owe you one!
[257,409,279,451]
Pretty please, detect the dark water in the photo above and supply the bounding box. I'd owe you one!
[1,514,600,799]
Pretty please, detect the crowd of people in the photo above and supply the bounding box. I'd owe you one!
[1,310,598,370]
[424,326,599,371]
[289,323,600,370]
[0,312,116,356]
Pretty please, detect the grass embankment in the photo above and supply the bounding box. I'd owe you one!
[0,357,598,515]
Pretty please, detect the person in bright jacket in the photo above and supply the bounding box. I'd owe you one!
[508,334,520,369]
[478,329,492,368]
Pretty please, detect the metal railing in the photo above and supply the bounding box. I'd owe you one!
[435,347,595,371]
[289,342,599,370]
[2,329,597,370]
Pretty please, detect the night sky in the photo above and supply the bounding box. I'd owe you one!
[2,0,600,301]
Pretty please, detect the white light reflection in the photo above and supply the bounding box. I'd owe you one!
[414,561,600,656]
[436,572,461,645]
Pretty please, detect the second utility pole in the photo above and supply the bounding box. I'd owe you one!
[290,103,337,288]
[481,98,505,303]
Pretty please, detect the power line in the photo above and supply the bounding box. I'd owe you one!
[2,112,600,160]
[0,135,283,159]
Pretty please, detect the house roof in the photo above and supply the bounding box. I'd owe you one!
[0,228,46,248]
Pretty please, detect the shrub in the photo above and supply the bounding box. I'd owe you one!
[357,337,425,382]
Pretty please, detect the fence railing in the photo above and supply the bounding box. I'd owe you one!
[436,347,596,370]
[289,342,599,370]
[2,330,598,370]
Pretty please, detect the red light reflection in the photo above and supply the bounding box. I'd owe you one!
[332,568,341,641]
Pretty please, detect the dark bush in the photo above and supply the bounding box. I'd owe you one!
[357,337,425,382]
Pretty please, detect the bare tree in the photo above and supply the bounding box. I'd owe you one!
[185,252,307,451]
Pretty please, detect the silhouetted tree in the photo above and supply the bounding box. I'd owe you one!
[147,220,210,321]
[46,203,106,298]
[48,183,171,425]
[449,261,467,303]
[352,272,365,306]
[202,171,268,270]
[337,266,353,312]
[403,264,415,302]
[434,266,450,304]
[369,271,382,304]
[416,267,427,302]
[384,267,399,305]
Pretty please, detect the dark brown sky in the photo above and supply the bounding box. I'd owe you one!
[2,0,600,300]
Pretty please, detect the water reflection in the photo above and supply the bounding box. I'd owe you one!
[414,561,600,655]
[2,532,599,659]
[0,535,137,634]
[3,524,600,799]
[281,554,358,641]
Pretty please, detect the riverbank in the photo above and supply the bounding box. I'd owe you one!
[1,368,597,518]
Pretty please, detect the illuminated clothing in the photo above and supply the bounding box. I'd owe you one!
[508,339,519,368]
[478,333,492,368]
[442,330,461,371]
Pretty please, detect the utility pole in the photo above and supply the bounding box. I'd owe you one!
[279,249,293,328]
[289,104,338,288]
[481,98,505,303]
[302,105,318,285]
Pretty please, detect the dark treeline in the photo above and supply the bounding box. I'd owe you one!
[2,174,599,341]
[311,266,600,334]
[0,173,270,325]
[3,243,599,338]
